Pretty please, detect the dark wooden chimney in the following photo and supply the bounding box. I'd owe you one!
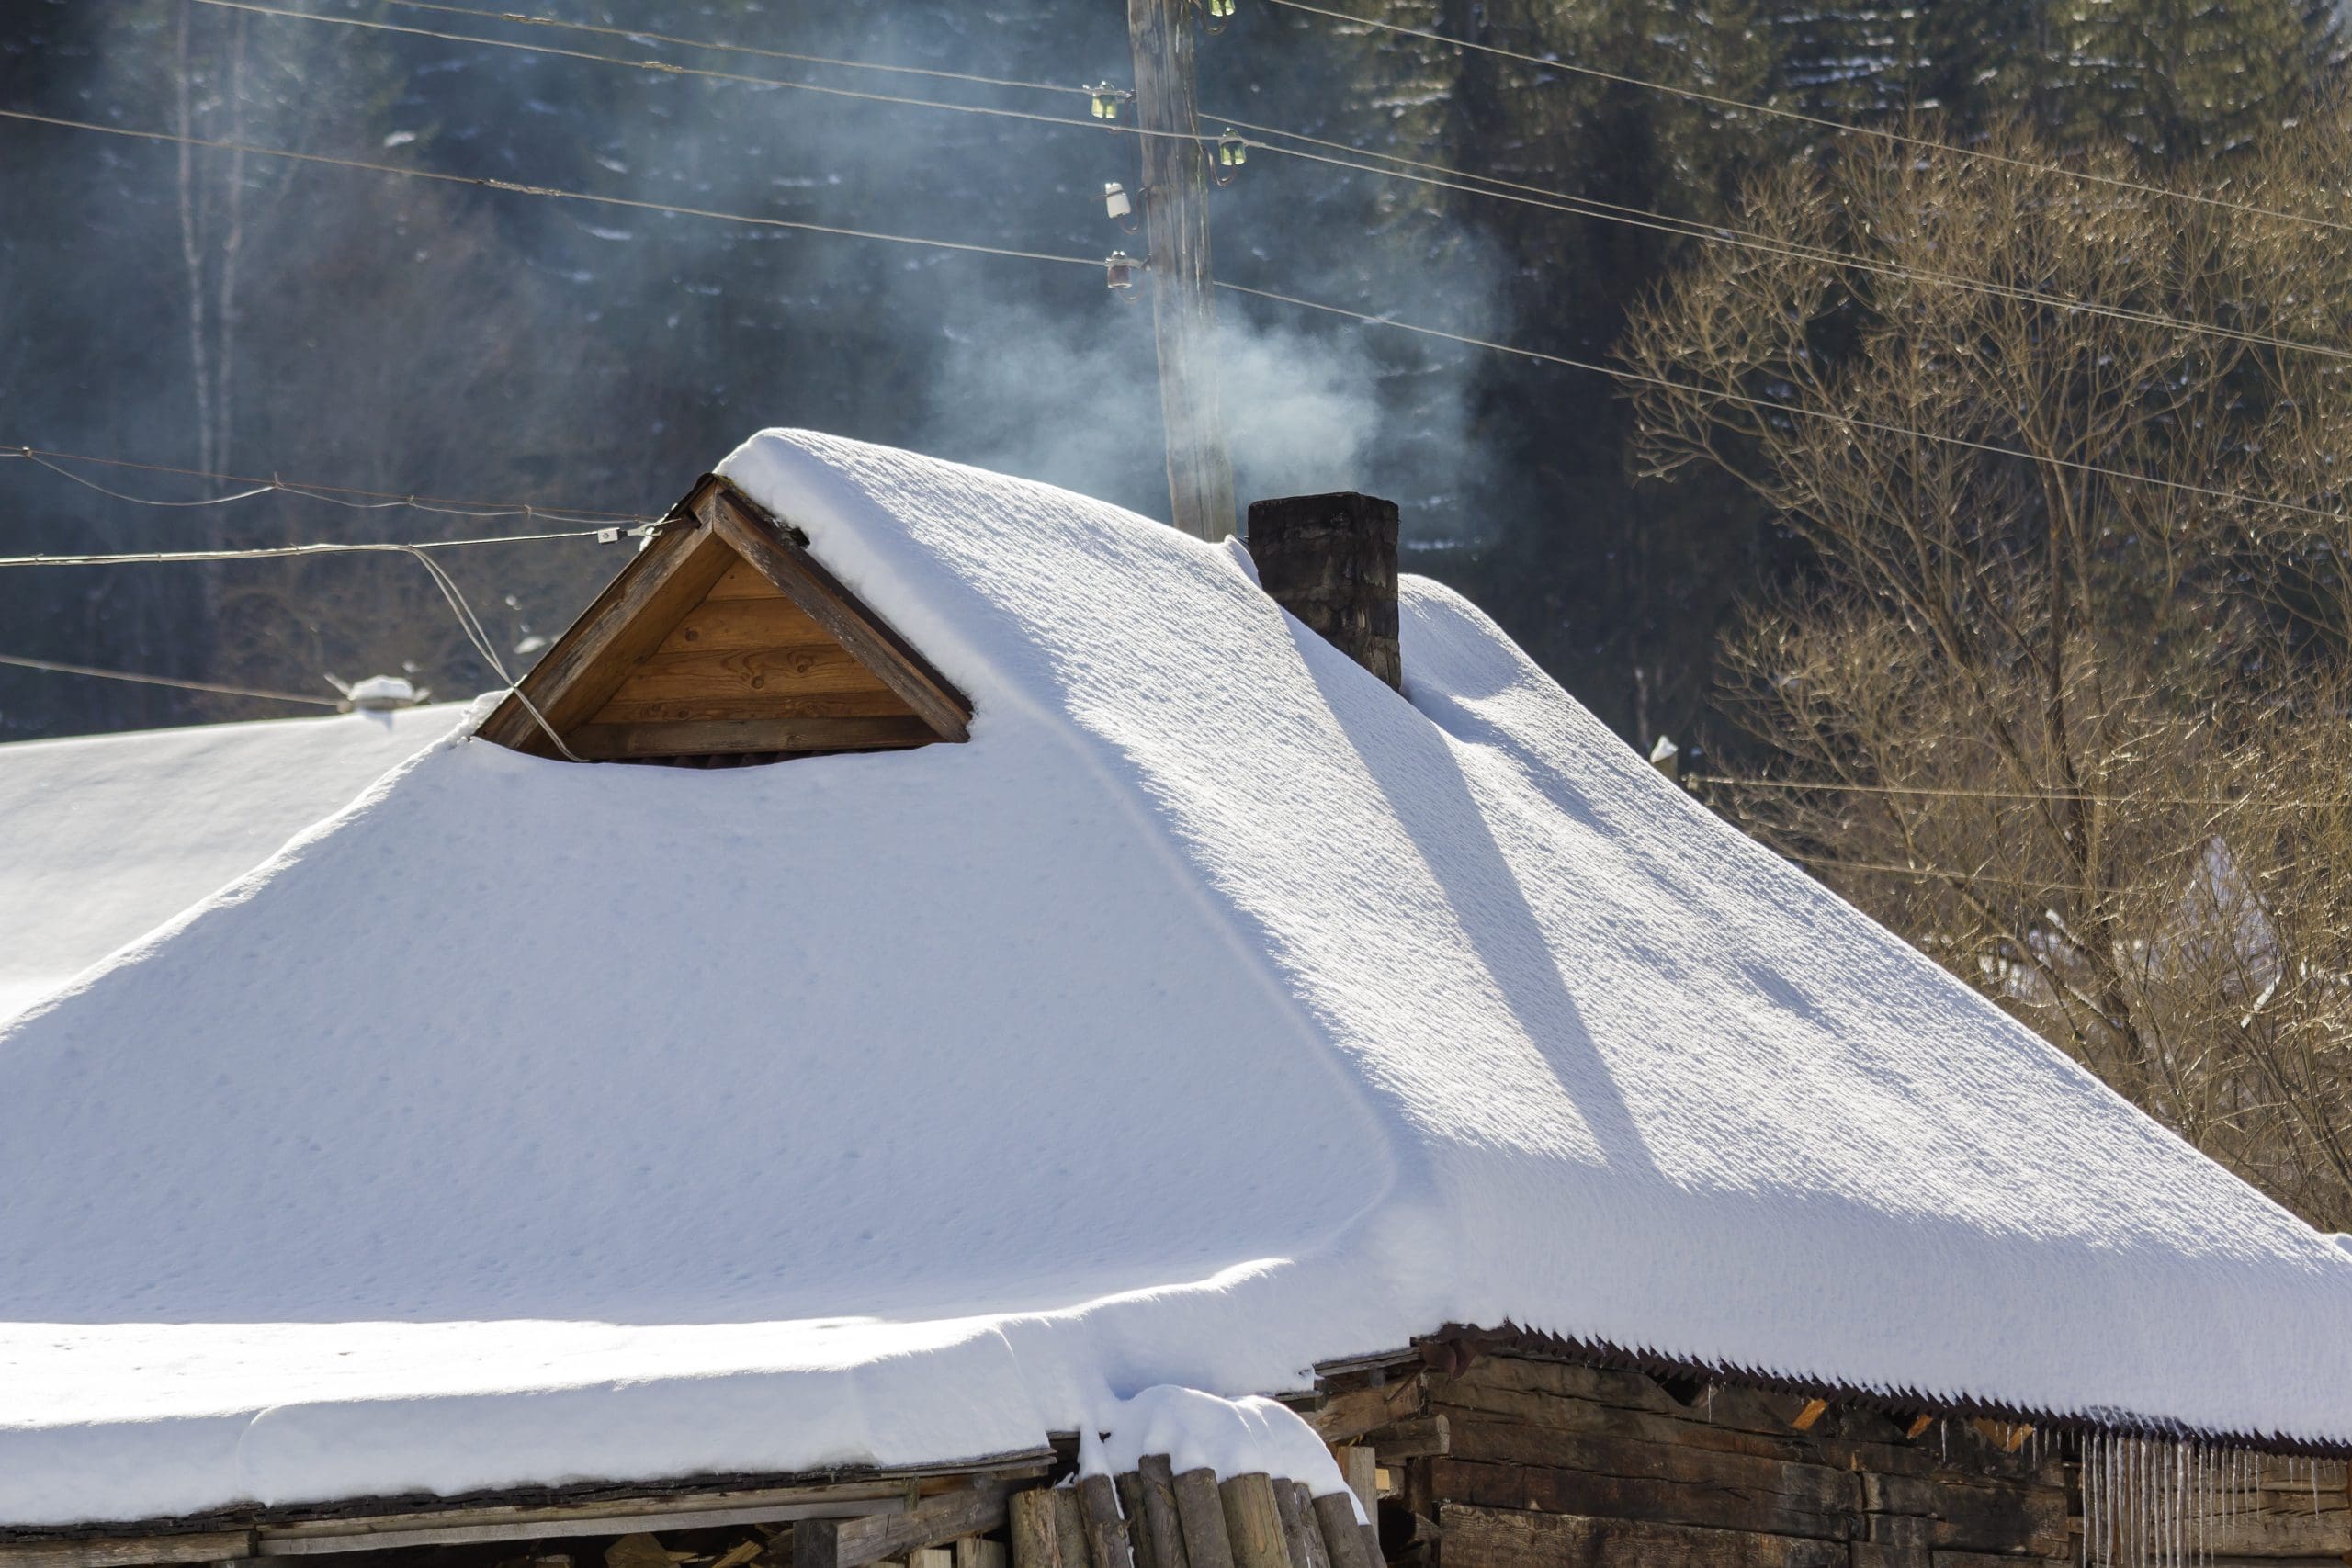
[1245,491,1401,690]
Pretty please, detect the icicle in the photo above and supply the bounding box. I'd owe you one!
[2310,1456,2320,1518]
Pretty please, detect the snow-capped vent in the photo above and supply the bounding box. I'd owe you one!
[344,675,420,713]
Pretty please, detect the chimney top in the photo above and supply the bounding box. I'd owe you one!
[1245,491,1401,691]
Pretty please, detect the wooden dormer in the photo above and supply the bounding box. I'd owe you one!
[476,475,970,764]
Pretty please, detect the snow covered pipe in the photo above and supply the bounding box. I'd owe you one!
[1244,492,1401,691]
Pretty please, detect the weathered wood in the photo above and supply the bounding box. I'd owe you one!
[1331,1449,1376,1526]
[1301,1379,1429,1446]
[1244,494,1400,689]
[697,483,971,742]
[954,1538,1007,1568]
[1049,1492,1088,1568]
[599,643,906,707]
[0,1533,256,1568]
[910,1550,955,1568]
[1369,1417,1447,1462]
[1860,1473,2066,1558]
[1009,1489,1066,1568]
[1216,1476,1286,1568]
[1792,1400,1828,1432]
[1442,1422,1861,1539]
[1135,1459,1191,1568]
[1426,1456,1859,1543]
[1437,1504,1846,1568]
[1077,1475,1133,1568]
[1116,1476,1155,1568]
[568,716,939,760]
[1273,1483,1329,1568]
[1125,0,1234,539]
[475,517,732,753]
[1306,1493,1374,1568]
[795,1485,1008,1568]
[1171,1471,1238,1568]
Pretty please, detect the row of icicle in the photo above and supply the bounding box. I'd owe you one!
[2078,1433,2342,1568]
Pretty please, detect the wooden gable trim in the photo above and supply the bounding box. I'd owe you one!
[476,475,971,762]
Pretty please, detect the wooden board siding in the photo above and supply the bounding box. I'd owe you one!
[479,475,971,764]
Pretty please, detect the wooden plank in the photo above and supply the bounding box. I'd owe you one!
[956,1540,1008,1568]
[1426,1456,1859,1543]
[602,644,904,705]
[1116,1476,1156,1568]
[1443,1422,1860,1535]
[1010,1489,1067,1568]
[0,1532,254,1568]
[1301,1380,1428,1446]
[568,716,939,760]
[656,592,831,653]
[1078,1475,1133,1568]
[590,691,919,727]
[263,1499,899,1557]
[1136,1457,1192,1568]
[1437,1504,1847,1568]
[1272,1483,1329,1568]
[476,513,732,754]
[795,1485,1009,1568]
[1307,1494,1373,1568]
[707,555,795,600]
[1216,1476,1287,1568]
[1172,1471,1238,1568]
[698,483,971,743]
[911,1549,955,1568]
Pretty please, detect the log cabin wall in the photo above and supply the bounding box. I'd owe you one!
[1305,1351,2352,1568]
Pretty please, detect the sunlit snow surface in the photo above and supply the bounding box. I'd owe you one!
[2,432,2347,1527]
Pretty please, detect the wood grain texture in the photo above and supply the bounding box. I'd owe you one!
[1272,1483,1328,1568]
[475,516,732,754]
[696,481,971,743]
[0,1532,255,1568]
[793,1484,1006,1568]
[568,716,937,760]
[1010,1489,1067,1568]
[1438,1505,1847,1568]
[1078,1474,1134,1568]
[1306,1494,1373,1568]
[1136,1458,1193,1568]
[1216,1476,1286,1568]
[597,644,906,707]
[1172,1471,1238,1568]
[1427,1454,1858,1543]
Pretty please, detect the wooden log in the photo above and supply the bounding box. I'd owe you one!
[1369,1417,1448,1462]
[1301,1380,1429,1446]
[1172,1470,1238,1568]
[1331,1449,1376,1526]
[1426,1456,1859,1543]
[1272,1483,1328,1568]
[1437,1504,1847,1568]
[1010,1489,1065,1568]
[1216,1475,1287,1568]
[796,1486,1010,1568]
[1050,1492,1088,1568]
[1136,1457,1192,1568]
[910,1551,955,1568]
[1860,1472,2067,1558]
[955,1540,1007,1568]
[1308,1493,1374,1568]
[1078,1475,1133,1568]
[1115,1476,1154,1568]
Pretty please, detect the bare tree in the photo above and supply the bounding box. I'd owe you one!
[1618,115,2352,1227]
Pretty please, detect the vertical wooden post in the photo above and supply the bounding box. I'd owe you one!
[1127,0,1237,540]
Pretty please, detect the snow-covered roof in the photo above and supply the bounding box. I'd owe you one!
[3,431,2347,1529]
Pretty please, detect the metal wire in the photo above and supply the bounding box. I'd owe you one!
[0,650,345,708]
[6,445,649,524]
[1259,0,2352,240]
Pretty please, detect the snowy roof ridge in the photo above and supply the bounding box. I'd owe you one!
[1,429,2348,1529]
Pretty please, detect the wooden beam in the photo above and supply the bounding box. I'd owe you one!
[793,1484,1010,1568]
[0,1532,255,1568]
[258,1498,895,1556]
[475,508,732,754]
[567,716,937,760]
[695,482,971,743]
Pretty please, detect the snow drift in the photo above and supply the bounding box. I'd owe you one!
[1,431,2346,1528]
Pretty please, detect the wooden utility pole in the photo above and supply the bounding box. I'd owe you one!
[1127,0,1237,540]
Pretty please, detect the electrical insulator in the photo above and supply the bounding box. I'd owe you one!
[1105,251,1141,294]
[1217,130,1247,168]
[1088,83,1127,120]
[1104,181,1133,221]
[1210,0,1236,16]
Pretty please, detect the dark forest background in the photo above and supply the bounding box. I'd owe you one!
[0,0,2340,748]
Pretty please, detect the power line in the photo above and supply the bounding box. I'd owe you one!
[0,106,1105,272]
[1221,119,2352,369]
[17,105,2350,533]
[371,0,1096,99]
[1216,281,2352,528]
[1691,773,2311,812]
[189,0,2352,369]
[187,0,1202,147]
[1259,0,2352,242]
[0,650,345,708]
[0,524,657,569]
[5,445,650,524]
